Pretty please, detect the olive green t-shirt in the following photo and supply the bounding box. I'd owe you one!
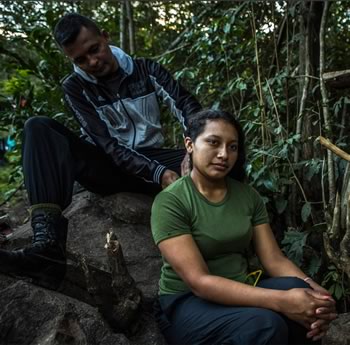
[151,175,269,295]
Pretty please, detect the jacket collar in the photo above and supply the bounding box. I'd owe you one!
[73,45,133,84]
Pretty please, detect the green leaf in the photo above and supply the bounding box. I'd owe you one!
[185,70,195,79]
[301,202,311,223]
[223,23,231,34]
[237,81,247,91]
[307,255,322,277]
[281,230,308,267]
[334,284,343,300]
[275,197,287,214]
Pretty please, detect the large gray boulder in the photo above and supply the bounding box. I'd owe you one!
[0,275,131,345]
[0,191,166,345]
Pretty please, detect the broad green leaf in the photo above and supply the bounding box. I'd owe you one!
[301,203,311,223]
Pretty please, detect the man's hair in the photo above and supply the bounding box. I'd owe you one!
[54,13,101,47]
[185,109,246,182]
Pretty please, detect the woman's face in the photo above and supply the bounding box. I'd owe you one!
[185,119,239,182]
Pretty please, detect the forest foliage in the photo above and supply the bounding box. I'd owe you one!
[1,1,350,309]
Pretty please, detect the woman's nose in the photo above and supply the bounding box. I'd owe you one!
[217,147,228,159]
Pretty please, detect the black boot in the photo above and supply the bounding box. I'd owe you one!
[0,204,67,289]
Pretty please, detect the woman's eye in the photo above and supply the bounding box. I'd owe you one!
[230,144,238,151]
[208,140,218,145]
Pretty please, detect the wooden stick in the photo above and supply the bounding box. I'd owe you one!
[318,136,350,162]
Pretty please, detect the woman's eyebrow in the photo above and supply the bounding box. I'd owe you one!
[206,134,238,142]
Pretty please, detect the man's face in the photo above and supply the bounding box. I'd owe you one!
[62,26,118,78]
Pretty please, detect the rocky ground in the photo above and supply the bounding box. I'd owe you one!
[0,190,349,345]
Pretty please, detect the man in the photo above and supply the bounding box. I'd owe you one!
[0,13,201,287]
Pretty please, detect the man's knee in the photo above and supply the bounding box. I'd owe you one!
[24,116,55,135]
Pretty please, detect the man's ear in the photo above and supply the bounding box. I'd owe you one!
[101,30,110,41]
[184,137,193,154]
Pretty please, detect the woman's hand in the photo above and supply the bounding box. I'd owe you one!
[280,288,335,325]
[306,278,333,297]
[306,318,332,341]
[304,284,337,341]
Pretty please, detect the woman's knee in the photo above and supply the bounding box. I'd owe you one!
[258,276,309,290]
[245,309,288,345]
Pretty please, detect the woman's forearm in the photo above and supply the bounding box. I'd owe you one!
[262,253,307,280]
[192,274,284,311]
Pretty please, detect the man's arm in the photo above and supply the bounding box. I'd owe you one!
[63,75,168,185]
[144,59,201,176]
[144,58,202,128]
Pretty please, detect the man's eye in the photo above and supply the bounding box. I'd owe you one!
[75,57,85,64]
[90,45,100,53]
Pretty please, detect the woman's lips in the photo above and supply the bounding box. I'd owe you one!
[212,163,228,170]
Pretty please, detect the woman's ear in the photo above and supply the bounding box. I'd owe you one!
[184,137,193,154]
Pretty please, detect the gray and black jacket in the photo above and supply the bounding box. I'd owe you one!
[63,46,201,184]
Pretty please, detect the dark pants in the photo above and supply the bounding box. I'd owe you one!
[22,116,185,209]
[155,277,321,345]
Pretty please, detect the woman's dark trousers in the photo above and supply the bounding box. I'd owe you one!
[156,277,322,345]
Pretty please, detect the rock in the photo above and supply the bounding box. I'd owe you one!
[0,275,131,345]
[0,191,166,345]
[65,191,162,305]
[97,192,153,225]
[323,313,350,345]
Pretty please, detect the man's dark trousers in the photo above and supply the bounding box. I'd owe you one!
[22,116,185,209]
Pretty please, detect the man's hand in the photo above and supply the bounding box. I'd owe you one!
[161,169,179,189]
[181,152,191,176]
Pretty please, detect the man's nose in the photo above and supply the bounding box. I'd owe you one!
[87,55,98,67]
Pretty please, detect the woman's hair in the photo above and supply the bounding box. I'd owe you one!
[185,109,246,182]
[54,13,101,48]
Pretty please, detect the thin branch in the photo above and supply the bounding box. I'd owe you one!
[152,43,189,60]
[318,136,350,162]
[250,4,268,152]
[294,7,310,164]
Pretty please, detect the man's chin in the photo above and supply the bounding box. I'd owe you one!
[90,66,110,78]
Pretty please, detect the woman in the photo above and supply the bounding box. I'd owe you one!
[151,109,337,345]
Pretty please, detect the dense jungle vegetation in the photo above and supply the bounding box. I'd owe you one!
[0,1,350,311]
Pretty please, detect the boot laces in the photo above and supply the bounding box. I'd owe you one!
[32,215,56,245]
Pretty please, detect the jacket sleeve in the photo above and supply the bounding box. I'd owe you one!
[144,59,202,129]
[62,76,167,185]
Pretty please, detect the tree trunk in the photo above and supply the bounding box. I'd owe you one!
[319,1,336,209]
[125,0,136,55]
[119,0,127,52]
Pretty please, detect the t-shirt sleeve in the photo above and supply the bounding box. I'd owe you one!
[151,191,192,245]
[249,187,269,226]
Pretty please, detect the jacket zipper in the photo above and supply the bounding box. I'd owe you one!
[100,72,137,150]
[118,93,137,150]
